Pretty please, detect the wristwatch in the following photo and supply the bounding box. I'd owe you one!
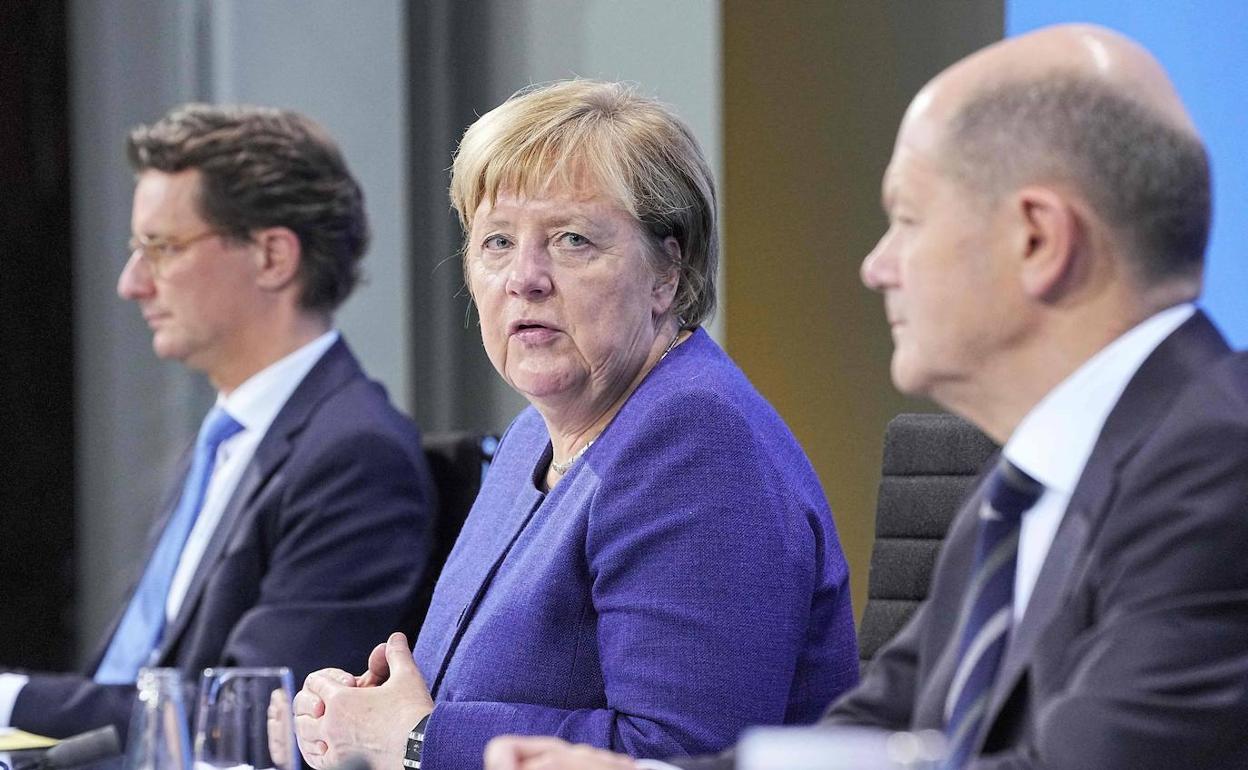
[403,714,432,770]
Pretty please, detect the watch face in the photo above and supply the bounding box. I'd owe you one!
[405,715,431,769]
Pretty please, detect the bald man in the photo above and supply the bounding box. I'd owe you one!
[482,23,1248,770]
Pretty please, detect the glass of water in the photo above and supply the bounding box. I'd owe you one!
[193,667,295,770]
[123,667,193,770]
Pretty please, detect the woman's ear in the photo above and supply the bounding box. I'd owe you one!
[652,236,681,314]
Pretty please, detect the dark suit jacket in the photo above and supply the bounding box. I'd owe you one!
[10,339,435,740]
[679,312,1248,770]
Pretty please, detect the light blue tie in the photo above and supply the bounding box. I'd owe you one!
[95,407,243,684]
[942,460,1044,769]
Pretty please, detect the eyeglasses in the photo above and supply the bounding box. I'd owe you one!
[126,229,223,277]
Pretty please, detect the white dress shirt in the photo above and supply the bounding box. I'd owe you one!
[1005,304,1192,620]
[0,330,339,729]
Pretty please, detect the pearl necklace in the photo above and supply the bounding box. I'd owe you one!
[550,329,684,476]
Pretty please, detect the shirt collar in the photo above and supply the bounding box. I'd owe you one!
[216,330,340,436]
[1004,304,1194,495]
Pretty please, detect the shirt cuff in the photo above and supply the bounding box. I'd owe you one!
[0,673,30,728]
[636,761,684,770]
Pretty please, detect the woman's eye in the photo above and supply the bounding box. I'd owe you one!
[482,234,512,250]
[558,231,589,248]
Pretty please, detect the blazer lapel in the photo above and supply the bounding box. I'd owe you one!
[983,499,1093,725]
[156,339,363,659]
[155,441,291,660]
[978,311,1231,736]
[427,470,552,696]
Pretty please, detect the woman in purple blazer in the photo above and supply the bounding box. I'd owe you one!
[292,79,858,770]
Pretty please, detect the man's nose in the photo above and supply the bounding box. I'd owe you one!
[860,231,898,291]
[117,250,155,300]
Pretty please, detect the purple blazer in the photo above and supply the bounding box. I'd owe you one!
[413,329,858,769]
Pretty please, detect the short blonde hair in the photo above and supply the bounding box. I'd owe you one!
[450,79,718,326]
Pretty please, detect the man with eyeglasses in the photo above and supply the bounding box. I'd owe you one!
[0,104,435,743]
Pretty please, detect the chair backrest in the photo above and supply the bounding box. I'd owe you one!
[857,413,998,668]
[410,432,498,629]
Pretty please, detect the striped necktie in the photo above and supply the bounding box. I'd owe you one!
[943,459,1044,769]
[95,406,243,684]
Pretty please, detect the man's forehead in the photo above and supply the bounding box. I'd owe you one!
[135,167,201,199]
[883,120,950,200]
[132,168,206,229]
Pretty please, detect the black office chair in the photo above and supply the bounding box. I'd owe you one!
[408,432,498,631]
[857,413,998,668]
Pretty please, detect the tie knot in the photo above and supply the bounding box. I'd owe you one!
[984,459,1044,523]
[200,406,244,452]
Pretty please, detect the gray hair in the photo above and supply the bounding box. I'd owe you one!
[944,74,1210,285]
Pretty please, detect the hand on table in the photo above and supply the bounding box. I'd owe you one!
[485,736,638,770]
[293,632,433,770]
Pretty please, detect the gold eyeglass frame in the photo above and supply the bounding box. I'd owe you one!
[126,229,223,277]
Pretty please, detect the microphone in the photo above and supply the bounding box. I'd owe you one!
[39,726,121,769]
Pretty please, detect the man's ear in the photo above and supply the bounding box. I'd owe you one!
[652,236,681,315]
[252,226,303,293]
[1011,185,1081,300]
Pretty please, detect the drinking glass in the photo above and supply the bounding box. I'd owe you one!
[123,667,193,770]
[193,667,295,770]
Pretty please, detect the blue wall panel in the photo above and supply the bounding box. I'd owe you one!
[1007,2,1247,347]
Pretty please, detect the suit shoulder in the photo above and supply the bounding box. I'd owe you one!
[1149,350,1248,443]
[1106,350,1248,543]
[274,372,430,496]
[1191,351,1248,412]
[624,340,795,449]
[306,374,422,445]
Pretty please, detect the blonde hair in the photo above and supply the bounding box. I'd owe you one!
[450,79,718,326]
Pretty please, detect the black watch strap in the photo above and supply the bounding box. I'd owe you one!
[403,713,432,770]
